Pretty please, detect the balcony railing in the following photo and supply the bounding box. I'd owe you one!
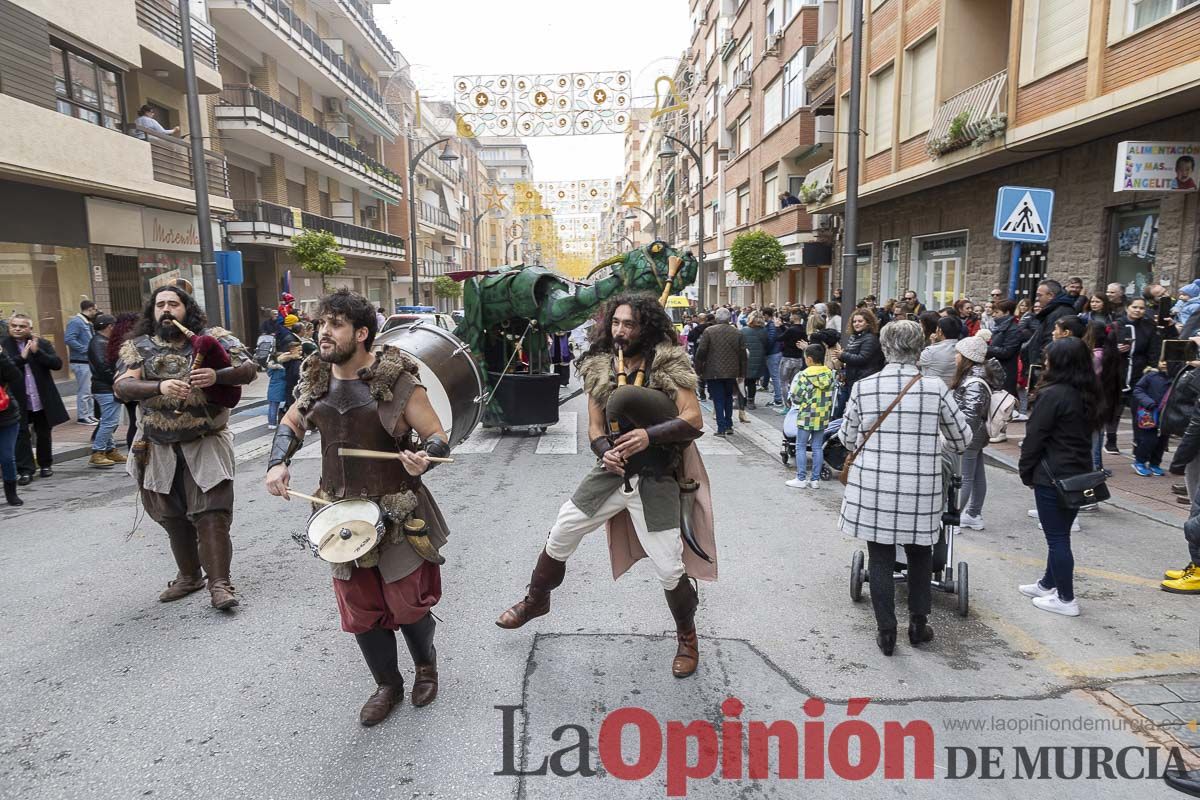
[217,85,403,195]
[420,257,456,277]
[925,70,1008,158]
[235,0,388,115]
[135,0,219,69]
[419,201,459,232]
[231,200,405,256]
[804,28,837,93]
[335,0,397,65]
[418,149,460,184]
[137,127,229,197]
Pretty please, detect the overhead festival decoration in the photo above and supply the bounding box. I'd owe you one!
[453,71,631,137]
[532,179,614,214]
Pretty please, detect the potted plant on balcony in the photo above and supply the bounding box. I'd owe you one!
[290,229,345,291]
[730,230,787,305]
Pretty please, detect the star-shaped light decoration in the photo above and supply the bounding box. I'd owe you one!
[481,184,507,213]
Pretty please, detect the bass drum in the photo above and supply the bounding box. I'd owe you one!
[375,320,484,448]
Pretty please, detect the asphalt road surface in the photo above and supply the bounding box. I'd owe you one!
[2,390,1197,799]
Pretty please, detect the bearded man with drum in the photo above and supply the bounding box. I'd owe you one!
[265,289,450,727]
[114,285,257,610]
[496,294,718,678]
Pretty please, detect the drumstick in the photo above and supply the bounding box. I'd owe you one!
[282,489,331,505]
[337,447,454,463]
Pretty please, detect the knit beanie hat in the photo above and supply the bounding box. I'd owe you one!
[956,330,989,363]
[283,314,300,326]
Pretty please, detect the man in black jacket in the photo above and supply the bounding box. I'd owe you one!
[987,300,1022,396]
[2,313,68,484]
[1025,280,1078,388]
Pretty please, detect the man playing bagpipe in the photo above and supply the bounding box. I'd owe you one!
[496,293,718,678]
[114,286,257,610]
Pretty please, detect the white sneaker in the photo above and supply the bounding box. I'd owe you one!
[1026,509,1040,519]
[267,424,278,430]
[785,478,807,489]
[989,434,1008,443]
[1012,412,1029,422]
[77,417,97,425]
[1037,520,1081,533]
[1077,503,1099,513]
[959,513,985,530]
[1032,594,1080,616]
[809,479,820,489]
[1019,581,1057,598]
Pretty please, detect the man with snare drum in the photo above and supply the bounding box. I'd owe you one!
[265,289,451,728]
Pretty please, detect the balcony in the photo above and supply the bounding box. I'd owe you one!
[804,28,837,94]
[208,0,398,136]
[139,127,230,198]
[216,85,402,202]
[419,257,456,278]
[925,70,1008,159]
[310,0,397,71]
[416,149,460,184]
[226,200,405,260]
[418,201,459,233]
[135,0,219,69]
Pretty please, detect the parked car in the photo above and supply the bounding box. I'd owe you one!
[381,312,457,333]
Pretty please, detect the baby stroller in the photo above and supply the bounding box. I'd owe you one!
[780,413,848,480]
[849,453,969,617]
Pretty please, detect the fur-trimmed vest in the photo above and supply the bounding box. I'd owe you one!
[293,344,421,431]
[576,342,698,407]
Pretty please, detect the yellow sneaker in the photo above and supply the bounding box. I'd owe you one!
[1164,562,1196,580]
[1161,565,1200,594]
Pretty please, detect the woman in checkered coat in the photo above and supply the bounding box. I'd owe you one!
[837,320,972,656]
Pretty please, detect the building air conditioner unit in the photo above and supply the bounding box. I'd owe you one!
[766,31,784,55]
[737,72,752,90]
[325,97,346,116]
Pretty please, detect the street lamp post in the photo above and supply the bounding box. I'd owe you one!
[177,0,217,309]
[623,205,659,240]
[658,130,705,306]
[407,137,458,306]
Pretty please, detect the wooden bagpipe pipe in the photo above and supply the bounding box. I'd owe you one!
[169,318,241,408]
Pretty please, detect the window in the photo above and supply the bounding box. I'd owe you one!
[783,49,806,115]
[836,94,851,169]
[1109,203,1160,292]
[900,35,937,139]
[866,65,894,155]
[706,25,717,62]
[912,232,967,310]
[880,240,900,300]
[736,112,751,155]
[1023,0,1090,81]
[855,245,873,298]
[762,167,779,214]
[788,175,806,196]
[737,184,751,225]
[763,76,783,132]
[724,189,738,230]
[52,44,123,131]
[1128,0,1198,32]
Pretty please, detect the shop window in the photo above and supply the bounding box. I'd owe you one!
[880,240,900,301]
[911,232,968,310]
[1109,204,1160,298]
[0,243,93,358]
[51,43,124,131]
[855,245,873,299]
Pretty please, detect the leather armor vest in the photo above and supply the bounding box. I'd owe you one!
[307,377,419,499]
[134,334,225,444]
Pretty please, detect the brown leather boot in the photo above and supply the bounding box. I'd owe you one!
[400,613,438,707]
[496,548,566,629]
[104,449,127,464]
[355,629,404,727]
[195,512,238,610]
[159,519,205,602]
[664,577,699,678]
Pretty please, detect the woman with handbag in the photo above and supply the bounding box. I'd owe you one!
[838,320,972,656]
[1017,337,1107,617]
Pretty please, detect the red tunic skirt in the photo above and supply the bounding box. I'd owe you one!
[332,562,442,633]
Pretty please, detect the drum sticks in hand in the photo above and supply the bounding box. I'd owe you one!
[337,447,454,463]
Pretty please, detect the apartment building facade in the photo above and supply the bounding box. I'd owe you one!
[681,0,836,307]
[816,0,1200,310]
[477,137,535,264]
[0,0,233,354]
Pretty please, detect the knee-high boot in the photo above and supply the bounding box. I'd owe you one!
[195,512,238,610]
[158,518,205,602]
[664,577,699,678]
[355,628,404,727]
[399,613,438,707]
[496,547,566,629]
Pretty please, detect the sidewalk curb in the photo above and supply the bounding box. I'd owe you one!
[983,450,1182,529]
[52,397,270,466]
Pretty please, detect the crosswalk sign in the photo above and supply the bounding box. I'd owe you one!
[994,186,1054,243]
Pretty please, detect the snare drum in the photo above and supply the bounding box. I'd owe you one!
[375,320,485,448]
[303,498,386,563]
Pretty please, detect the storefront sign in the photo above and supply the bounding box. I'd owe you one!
[1114,141,1200,192]
[142,209,201,252]
[148,269,183,290]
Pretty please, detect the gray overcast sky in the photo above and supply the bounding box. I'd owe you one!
[377,0,691,182]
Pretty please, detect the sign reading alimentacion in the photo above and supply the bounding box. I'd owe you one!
[1114,141,1200,192]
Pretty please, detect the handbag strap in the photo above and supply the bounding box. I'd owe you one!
[851,372,922,455]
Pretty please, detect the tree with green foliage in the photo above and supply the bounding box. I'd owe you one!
[289,229,345,290]
[729,230,787,304]
[433,274,463,300]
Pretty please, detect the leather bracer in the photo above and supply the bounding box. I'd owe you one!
[114,378,161,402]
[421,434,450,473]
[268,424,302,471]
[645,418,704,445]
[215,361,258,386]
[590,436,614,459]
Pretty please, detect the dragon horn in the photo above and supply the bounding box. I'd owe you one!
[404,518,446,565]
[585,254,625,280]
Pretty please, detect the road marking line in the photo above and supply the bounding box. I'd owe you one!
[229,416,267,434]
[957,542,1161,589]
[535,412,578,454]
[455,429,503,454]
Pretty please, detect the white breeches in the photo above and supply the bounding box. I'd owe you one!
[545,475,686,589]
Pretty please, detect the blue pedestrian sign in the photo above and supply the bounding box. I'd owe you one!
[994,186,1054,244]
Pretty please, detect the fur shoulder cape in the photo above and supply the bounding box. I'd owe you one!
[577,342,698,407]
[118,326,237,368]
[294,345,420,418]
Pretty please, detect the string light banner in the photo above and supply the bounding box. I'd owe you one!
[453,71,631,136]
[533,179,614,214]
